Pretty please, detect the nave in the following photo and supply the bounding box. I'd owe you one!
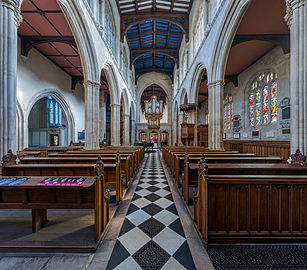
[106,152,196,269]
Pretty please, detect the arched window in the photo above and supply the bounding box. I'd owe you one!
[224,95,233,130]
[123,48,128,82]
[249,72,278,126]
[47,96,62,128]
[193,9,204,57]
[105,1,117,59]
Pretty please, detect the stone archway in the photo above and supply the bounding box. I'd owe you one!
[26,89,75,146]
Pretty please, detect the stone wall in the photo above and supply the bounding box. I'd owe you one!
[17,38,85,148]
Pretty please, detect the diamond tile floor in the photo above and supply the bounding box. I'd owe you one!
[106,152,196,270]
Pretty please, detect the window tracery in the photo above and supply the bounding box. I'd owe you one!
[105,1,117,59]
[249,72,278,127]
[224,95,233,130]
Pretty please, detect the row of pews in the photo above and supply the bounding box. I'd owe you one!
[162,146,307,249]
[0,146,144,246]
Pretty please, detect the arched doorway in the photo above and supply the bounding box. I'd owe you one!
[149,131,158,147]
[161,131,169,147]
[139,131,147,143]
[28,97,68,147]
[194,68,209,147]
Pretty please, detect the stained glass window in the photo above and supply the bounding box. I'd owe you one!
[249,72,278,126]
[47,96,62,128]
[224,95,233,130]
[249,93,255,126]
[224,104,227,130]
[271,82,278,122]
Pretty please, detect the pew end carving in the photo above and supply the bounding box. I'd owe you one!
[289,149,306,166]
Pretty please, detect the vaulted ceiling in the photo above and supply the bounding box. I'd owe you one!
[117,0,193,79]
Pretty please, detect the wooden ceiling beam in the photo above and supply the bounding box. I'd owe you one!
[131,48,178,53]
[20,35,76,57]
[133,51,177,65]
[232,34,290,54]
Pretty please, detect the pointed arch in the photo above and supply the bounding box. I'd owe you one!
[26,89,75,144]
[190,63,208,104]
[209,0,251,83]
[120,88,130,116]
[102,62,120,105]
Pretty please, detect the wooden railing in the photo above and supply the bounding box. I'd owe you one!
[224,140,290,162]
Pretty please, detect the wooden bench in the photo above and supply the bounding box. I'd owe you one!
[170,152,255,177]
[20,154,132,187]
[0,159,109,242]
[183,157,307,203]
[193,158,307,248]
[174,155,282,186]
[2,157,122,205]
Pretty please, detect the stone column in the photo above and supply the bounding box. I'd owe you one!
[130,119,136,145]
[178,112,184,146]
[285,0,307,155]
[193,108,198,146]
[99,92,106,144]
[207,80,224,150]
[111,104,120,146]
[0,0,22,158]
[84,80,100,150]
[123,113,130,146]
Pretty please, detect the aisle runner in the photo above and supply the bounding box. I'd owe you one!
[106,152,196,270]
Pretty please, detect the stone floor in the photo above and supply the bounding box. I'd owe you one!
[0,151,305,269]
[105,151,196,269]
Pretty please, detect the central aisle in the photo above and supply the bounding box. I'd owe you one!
[106,152,196,270]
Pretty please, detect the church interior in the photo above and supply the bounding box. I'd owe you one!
[0,0,306,269]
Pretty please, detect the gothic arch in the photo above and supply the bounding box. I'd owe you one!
[57,0,100,83]
[209,0,251,83]
[180,88,188,105]
[26,89,75,144]
[190,63,208,104]
[120,88,130,116]
[102,62,120,105]
[16,99,26,150]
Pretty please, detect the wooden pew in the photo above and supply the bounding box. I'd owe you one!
[0,158,109,242]
[20,154,132,187]
[183,156,307,203]
[2,156,122,205]
[47,152,134,180]
[63,150,140,174]
[193,158,307,248]
[170,152,253,177]
[174,155,282,187]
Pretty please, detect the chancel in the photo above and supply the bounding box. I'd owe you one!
[0,0,306,269]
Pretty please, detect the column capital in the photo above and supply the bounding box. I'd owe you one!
[85,79,100,88]
[2,0,22,27]
[207,80,225,88]
[285,0,305,27]
[111,103,121,108]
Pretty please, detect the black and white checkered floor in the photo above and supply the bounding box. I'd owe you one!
[106,152,196,270]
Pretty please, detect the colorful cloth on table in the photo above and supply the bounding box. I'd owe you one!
[0,177,29,186]
[37,177,86,186]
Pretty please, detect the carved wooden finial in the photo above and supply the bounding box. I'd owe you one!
[94,155,104,180]
[198,154,208,181]
[289,149,306,166]
[1,149,17,166]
